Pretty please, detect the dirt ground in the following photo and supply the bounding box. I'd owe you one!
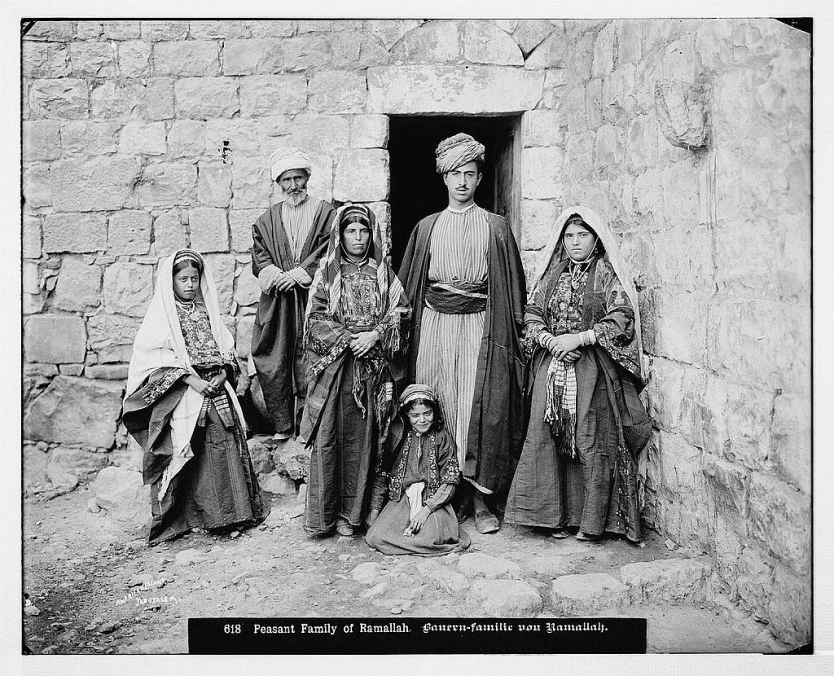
[21,482,783,656]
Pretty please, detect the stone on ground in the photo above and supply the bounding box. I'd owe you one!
[457,552,523,579]
[620,558,713,603]
[549,573,629,614]
[426,567,470,596]
[466,579,542,617]
[174,549,208,566]
[92,466,150,525]
[518,554,573,578]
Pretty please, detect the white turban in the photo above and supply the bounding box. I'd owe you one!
[269,146,312,182]
[435,133,486,174]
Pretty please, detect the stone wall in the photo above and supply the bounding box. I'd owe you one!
[21,19,810,645]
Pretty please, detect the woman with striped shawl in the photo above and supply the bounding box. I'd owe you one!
[504,207,652,543]
[300,204,411,537]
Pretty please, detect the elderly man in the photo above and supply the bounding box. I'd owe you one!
[398,133,526,533]
[251,147,336,439]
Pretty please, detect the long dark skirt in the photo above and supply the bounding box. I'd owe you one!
[505,352,641,541]
[148,399,267,545]
[305,357,376,535]
[366,498,470,556]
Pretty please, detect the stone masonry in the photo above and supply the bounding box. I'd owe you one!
[21,19,810,646]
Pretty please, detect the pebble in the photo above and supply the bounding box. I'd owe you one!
[98,620,121,634]
[24,605,41,616]
[391,607,403,615]
[664,539,677,551]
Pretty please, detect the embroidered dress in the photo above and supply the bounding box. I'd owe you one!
[300,207,411,535]
[366,428,471,556]
[123,251,267,545]
[504,207,651,542]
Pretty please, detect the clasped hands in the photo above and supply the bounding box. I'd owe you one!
[349,330,380,358]
[186,371,226,398]
[258,265,297,293]
[544,332,583,363]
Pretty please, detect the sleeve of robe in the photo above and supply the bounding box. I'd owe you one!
[251,209,280,276]
[424,429,460,512]
[304,269,353,377]
[591,258,637,366]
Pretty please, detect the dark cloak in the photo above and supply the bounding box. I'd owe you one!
[250,199,336,434]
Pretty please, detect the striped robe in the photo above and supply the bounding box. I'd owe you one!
[398,206,527,495]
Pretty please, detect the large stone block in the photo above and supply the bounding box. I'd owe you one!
[768,564,811,647]
[229,209,260,253]
[204,117,291,158]
[550,573,629,614]
[520,110,562,148]
[222,38,283,75]
[747,474,810,574]
[594,125,625,169]
[462,21,523,65]
[23,121,61,162]
[231,157,272,210]
[239,75,306,117]
[524,31,567,71]
[350,115,388,149]
[152,210,188,256]
[43,212,107,253]
[770,392,811,494]
[368,65,544,115]
[108,210,152,255]
[723,382,774,470]
[592,22,615,78]
[24,446,49,494]
[652,288,709,365]
[620,558,712,603]
[188,20,252,39]
[24,376,123,447]
[245,20,295,38]
[54,258,102,312]
[197,161,232,208]
[174,77,239,120]
[91,79,174,120]
[333,149,389,202]
[366,20,422,51]
[118,121,167,156]
[135,162,198,208]
[519,199,559,251]
[24,315,87,364]
[234,266,260,307]
[329,30,389,70]
[465,580,542,617]
[140,20,189,42]
[23,213,42,259]
[100,21,142,40]
[282,35,332,71]
[391,20,459,64]
[51,157,141,212]
[236,315,255,358]
[103,261,155,317]
[47,447,110,484]
[734,542,774,621]
[70,41,117,77]
[29,79,89,119]
[618,20,643,65]
[23,164,51,208]
[203,254,234,313]
[511,20,555,57]
[93,466,150,525]
[652,223,713,290]
[22,41,70,78]
[308,70,366,114]
[25,20,76,41]
[60,120,119,156]
[656,431,706,495]
[289,114,350,154]
[703,456,749,536]
[153,41,220,76]
[521,147,563,199]
[117,40,151,77]
[168,120,205,159]
[189,207,229,253]
[86,313,142,350]
[271,438,311,481]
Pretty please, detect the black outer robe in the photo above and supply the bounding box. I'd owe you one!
[250,200,336,434]
[398,210,527,494]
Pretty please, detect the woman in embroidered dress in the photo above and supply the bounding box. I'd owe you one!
[504,207,652,542]
[123,249,267,545]
[300,204,411,537]
[365,384,471,556]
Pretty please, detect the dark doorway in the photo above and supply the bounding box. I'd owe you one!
[388,115,521,272]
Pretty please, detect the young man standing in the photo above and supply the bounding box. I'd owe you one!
[251,147,336,439]
[398,133,526,533]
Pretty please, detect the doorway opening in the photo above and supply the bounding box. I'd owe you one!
[388,115,521,271]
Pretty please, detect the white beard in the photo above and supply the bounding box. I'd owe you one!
[285,190,307,207]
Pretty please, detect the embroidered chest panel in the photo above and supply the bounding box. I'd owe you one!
[339,266,382,331]
[548,268,590,333]
[176,304,222,367]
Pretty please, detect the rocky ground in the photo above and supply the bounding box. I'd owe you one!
[22,463,791,656]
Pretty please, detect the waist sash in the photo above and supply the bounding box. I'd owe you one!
[425,281,487,314]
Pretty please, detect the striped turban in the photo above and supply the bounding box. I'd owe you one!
[435,133,486,174]
[399,383,438,409]
[269,146,312,181]
[173,248,204,272]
